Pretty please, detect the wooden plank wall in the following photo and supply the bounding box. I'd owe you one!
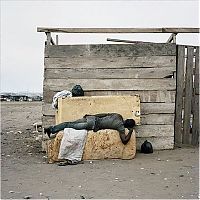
[175,45,199,146]
[43,43,177,150]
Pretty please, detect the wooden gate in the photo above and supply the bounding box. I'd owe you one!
[175,45,199,146]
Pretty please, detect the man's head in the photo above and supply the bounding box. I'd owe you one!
[124,119,136,128]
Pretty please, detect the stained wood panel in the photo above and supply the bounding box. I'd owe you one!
[43,90,176,104]
[45,56,176,69]
[174,46,185,144]
[183,47,194,144]
[44,67,175,79]
[45,43,176,58]
[44,79,176,91]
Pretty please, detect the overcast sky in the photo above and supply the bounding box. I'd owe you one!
[1,0,199,93]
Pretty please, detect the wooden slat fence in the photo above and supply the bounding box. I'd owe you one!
[43,43,177,150]
[175,45,199,146]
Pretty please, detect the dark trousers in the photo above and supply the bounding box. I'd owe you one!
[51,118,90,134]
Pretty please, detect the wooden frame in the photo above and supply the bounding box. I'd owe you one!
[37,27,200,33]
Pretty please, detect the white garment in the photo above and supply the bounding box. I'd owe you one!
[58,128,88,161]
[52,90,72,109]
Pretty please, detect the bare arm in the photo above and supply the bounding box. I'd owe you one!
[119,128,133,145]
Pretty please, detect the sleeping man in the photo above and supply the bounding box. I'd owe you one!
[44,113,135,145]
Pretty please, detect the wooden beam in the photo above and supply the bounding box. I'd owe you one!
[37,27,200,33]
[45,32,55,45]
[107,38,148,44]
[174,45,185,144]
[183,46,194,144]
[191,47,199,146]
[56,35,59,45]
[46,32,51,45]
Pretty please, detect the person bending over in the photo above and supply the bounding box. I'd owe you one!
[44,113,135,145]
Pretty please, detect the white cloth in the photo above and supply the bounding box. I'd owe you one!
[52,90,72,109]
[58,128,88,161]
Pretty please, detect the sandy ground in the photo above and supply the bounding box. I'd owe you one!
[1,102,199,199]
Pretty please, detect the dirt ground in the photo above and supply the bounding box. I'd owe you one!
[1,102,199,199]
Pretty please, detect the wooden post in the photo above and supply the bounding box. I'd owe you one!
[175,45,185,144]
[167,33,177,43]
[183,46,194,144]
[46,32,51,45]
[172,33,177,43]
[191,47,199,145]
[56,35,59,45]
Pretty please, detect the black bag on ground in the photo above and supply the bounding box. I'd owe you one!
[141,140,153,154]
[71,85,84,97]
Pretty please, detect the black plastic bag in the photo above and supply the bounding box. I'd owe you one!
[71,85,84,97]
[141,140,153,154]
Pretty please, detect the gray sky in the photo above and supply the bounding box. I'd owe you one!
[1,0,199,93]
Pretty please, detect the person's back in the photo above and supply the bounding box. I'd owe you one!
[94,113,124,133]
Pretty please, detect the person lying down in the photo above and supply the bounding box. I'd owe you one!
[44,113,136,145]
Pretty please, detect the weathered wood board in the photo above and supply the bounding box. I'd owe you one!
[44,78,176,91]
[44,90,176,104]
[45,44,176,58]
[47,130,136,163]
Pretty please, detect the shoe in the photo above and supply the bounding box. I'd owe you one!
[57,160,84,166]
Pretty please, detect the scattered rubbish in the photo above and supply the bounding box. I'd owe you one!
[157,158,161,161]
[71,85,84,97]
[17,131,22,134]
[112,163,115,165]
[9,191,14,193]
[140,168,144,170]
[52,90,72,109]
[39,193,43,196]
[7,155,11,157]
[89,161,93,164]
[24,195,32,199]
[43,155,47,159]
[165,185,169,188]
[32,131,38,134]
[164,178,168,180]
[150,172,155,175]
[130,179,134,182]
[35,135,42,141]
[80,195,85,199]
[115,178,119,180]
[166,160,169,162]
[179,175,184,177]
[141,140,153,154]
[78,185,82,188]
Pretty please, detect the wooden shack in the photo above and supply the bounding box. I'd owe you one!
[38,27,200,149]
